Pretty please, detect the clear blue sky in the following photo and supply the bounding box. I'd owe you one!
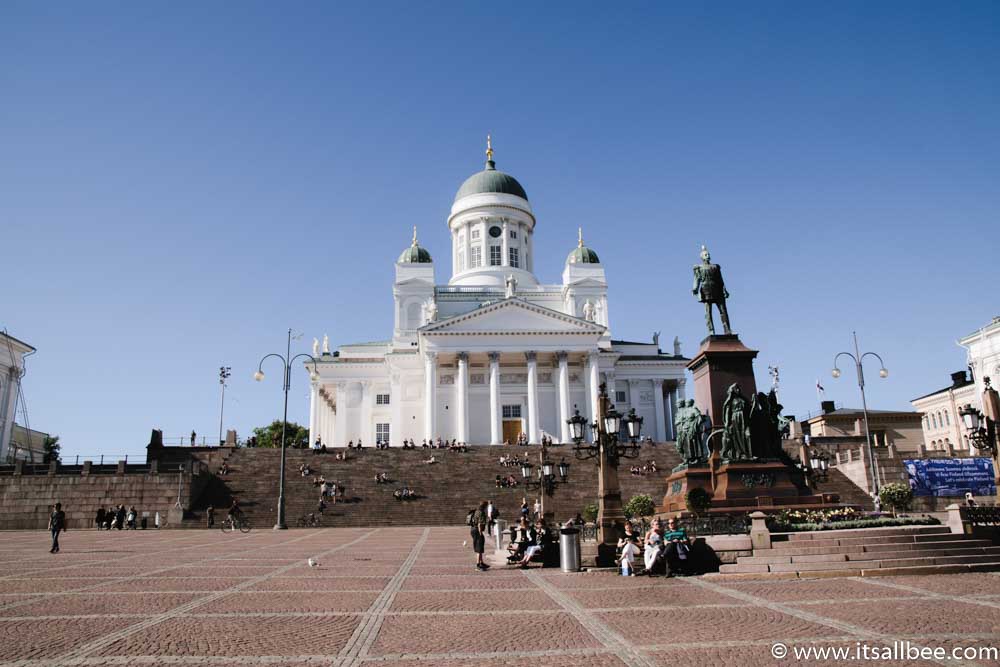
[3,2,998,460]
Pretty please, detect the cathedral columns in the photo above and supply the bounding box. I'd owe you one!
[424,352,437,441]
[360,381,374,445]
[308,382,318,447]
[456,352,469,443]
[557,352,571,443]
[526,351,539,444]
[653,379,667,442]
[587,352,600,443]
[489,352,501,445]
[334,384,347,447]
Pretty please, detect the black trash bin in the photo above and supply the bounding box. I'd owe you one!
[140,516,148,530]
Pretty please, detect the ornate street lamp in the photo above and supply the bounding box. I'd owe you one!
[566,383,641,552]
[254,328,320,530]
[520,457,568,497]
[567,408,588,445]
[831,331,888,497]
[960,403,997,456]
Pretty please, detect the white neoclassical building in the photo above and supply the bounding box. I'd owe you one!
[308,141,687,446]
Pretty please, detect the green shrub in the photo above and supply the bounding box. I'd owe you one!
[879,482,914,516]
[582,503,599,523]
[623,494,656,519]
[685,487,712,516]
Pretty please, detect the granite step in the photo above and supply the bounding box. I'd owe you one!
[779,525,951,541]
[740,546,1000,565]
[721,553,1000,575]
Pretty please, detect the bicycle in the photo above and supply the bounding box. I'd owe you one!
[297,513,322,528]
[221,515,251,533]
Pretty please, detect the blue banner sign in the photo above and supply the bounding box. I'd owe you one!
[903,457,996,497]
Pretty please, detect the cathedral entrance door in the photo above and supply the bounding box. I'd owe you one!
[502,420,522,443]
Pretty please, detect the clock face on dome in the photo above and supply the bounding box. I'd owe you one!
[488,226,502,238]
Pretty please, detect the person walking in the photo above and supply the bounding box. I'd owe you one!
[95,507,105,530]
[48,503,66,553]
[115,504,126,530]
[206,505,215,528]
[469,500,490,571]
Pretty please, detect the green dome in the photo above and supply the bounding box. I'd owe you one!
[398,226,432,263]
[398,245,432,263]
[567,246,600,264]
[567,228,600,264]
[454,160,528,202]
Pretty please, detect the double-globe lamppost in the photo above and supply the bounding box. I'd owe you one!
[254,328,319,530]
[566,383,643,554]
[218,366,231,446]
[831,331,888,499]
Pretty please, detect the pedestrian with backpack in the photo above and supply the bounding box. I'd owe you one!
[468,500,490,571]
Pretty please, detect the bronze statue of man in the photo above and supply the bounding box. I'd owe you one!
[692,245,732,335]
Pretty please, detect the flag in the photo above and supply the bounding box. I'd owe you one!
[816,380,826,405]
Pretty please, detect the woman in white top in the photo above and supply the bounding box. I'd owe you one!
[644,520,665,574]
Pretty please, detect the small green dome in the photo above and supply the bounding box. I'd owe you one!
[567,228,600,264]
[567,246,600,264]
[455,161,528,202]
[398,245,432,263]
[398,226,432,263]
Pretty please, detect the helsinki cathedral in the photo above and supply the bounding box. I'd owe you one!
[309,139,687,447]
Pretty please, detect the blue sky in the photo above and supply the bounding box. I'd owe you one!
[3,2,998,460]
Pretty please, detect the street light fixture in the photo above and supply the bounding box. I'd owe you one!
[831,331,888,498]
[960,401,997,456]
[254,328,320,530]
[218,366,231,446]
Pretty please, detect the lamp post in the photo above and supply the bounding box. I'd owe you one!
[254,329,319,529]
[567,384,642,556]
[960,403,998,458]
[519,446,570,517]
[218,366,231,446]
[831,331,888,498]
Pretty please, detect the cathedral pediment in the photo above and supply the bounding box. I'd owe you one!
[420,298,604,335]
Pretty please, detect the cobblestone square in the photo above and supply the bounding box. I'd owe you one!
[0,527,998,666]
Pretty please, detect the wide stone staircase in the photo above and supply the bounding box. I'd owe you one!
[182,444,679,528]
[714,525,1000,578]
[809,468,874,509]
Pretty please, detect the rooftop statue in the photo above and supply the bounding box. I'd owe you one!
[692,245,732,336]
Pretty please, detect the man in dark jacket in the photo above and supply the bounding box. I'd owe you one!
[115,505,126,530]
[48,503,66,553]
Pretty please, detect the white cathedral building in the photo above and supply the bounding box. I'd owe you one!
[308,141,687,447]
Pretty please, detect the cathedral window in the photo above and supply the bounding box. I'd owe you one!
[510,230,517,239]
[458,250,465,270]
[471,229,480,240]
[616,390,627,403]
[489,245,502,266]
[471,246,482,268]
[375,423,390,443]
[508,247,519,268]
[376,393,390,405]
[502,404,522,419]
[489,225,502,238]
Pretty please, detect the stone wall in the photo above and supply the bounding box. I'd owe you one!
[0,464,187,530]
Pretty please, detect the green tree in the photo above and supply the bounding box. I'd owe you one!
[879,482,913,516]
[582,502,599,523]
[623,494,656,520]
[42,435,61,464]
[251,421,308,449]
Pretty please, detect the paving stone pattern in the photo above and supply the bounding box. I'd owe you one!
[0,527,998,666]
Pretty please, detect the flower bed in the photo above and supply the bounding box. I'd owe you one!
[768,514,940,533]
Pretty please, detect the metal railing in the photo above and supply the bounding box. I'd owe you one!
[961,505,1000,526]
